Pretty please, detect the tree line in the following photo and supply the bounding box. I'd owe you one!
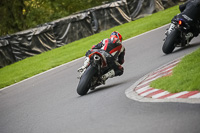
[0,0,112,37]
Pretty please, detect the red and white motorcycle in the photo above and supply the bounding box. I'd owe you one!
[77,50,112,96]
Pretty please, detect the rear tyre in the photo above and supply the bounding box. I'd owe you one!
[162,29,180,54]
[77,66,97,96]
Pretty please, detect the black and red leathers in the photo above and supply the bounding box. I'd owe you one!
[86,37,125,76]
[172,0,200,36]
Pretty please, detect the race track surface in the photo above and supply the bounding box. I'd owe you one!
[1,25,200,133]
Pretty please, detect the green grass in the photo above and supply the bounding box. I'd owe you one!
[0,6,180,89]
[150,48,200,93]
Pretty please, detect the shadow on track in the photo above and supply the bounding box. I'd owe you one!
[87,77,136,95]
[75,80,124,97]
[87,82,123,95]
[167,42,200,55]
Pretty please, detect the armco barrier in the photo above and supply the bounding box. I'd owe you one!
[0,0,178,68]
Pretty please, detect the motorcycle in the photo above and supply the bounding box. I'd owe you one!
[162,16,196,54]
[77,50,112,96]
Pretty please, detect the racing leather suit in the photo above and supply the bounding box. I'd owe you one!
[172,0,200,36]
[86,38,125,76]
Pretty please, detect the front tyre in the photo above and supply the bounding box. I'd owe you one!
[77,66,97,96]
[162,29,180,54]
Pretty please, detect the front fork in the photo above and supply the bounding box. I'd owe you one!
[165,24,193,47]
[166,23,176,35]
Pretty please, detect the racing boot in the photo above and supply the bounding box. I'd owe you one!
[77,57,90,73]
[101,69,115,84]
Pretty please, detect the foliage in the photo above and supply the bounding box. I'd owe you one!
[0,0,112,36]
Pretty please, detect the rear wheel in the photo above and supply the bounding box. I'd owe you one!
[77,66,97,96]
[162,29,180,54]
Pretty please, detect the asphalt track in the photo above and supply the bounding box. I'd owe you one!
[1,25,200,133]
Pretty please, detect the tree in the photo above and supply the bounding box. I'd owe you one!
[0,0,112,36]
[0,0,26,35]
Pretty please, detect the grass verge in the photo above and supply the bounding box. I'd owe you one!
[0,6,180,89]
[150,48,200,93]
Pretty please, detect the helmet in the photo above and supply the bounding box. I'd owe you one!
[110,31,122,43]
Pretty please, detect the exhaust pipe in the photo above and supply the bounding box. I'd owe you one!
[94,54,100,61]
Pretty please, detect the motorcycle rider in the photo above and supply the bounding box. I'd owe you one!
[167,0,200,37]
[78,31,125,84]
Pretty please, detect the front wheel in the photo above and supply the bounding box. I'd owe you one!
[77,66,97,96]
[162,29,180,54]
